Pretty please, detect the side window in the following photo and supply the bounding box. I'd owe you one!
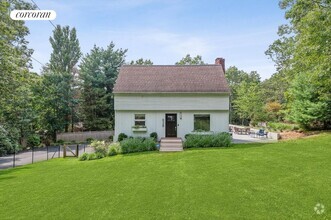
[194,114,210,131]
[134,114,145,126]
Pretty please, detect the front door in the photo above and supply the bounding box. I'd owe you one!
[165,114,177,137]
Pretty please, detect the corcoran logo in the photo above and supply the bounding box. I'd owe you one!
[10,10,56,20]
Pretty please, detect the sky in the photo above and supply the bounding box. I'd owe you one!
[25,0,287,80]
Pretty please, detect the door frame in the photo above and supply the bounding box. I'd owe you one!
[165,113,177,137]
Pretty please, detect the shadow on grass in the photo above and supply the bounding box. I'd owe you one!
[121,151,158,157]
[184,142,275,152]
[0,166,32,181]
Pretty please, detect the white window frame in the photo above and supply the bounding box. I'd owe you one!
[134,114,146,127]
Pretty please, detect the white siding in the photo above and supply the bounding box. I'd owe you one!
[114,110,229,141]
[114,93,229,111]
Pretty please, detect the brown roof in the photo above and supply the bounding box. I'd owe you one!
[113,65,230,93]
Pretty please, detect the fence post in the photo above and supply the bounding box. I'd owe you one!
[84,144,86,153]
[63,145,66,158]
[76,144,79,157]
[13,150,15,168]
[32,146,34,164]
[47,146,49,160]
[58,145,60,158]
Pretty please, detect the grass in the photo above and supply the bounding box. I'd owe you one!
[0,133,330,219]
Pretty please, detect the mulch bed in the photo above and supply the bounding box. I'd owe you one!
[279,131,307,140]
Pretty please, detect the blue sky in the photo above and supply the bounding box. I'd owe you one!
[25,0,287,79]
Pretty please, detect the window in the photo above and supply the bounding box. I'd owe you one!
[134,114,145,127]
[194,114,210,131]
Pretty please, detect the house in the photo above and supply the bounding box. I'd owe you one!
[113,58,230,150]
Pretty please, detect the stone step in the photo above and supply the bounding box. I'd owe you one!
[159,147,183,152]
[160,143,183,148]
[160,138,183,152]
[160,138,182,143]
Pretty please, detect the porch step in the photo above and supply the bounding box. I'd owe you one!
[160,138,183,152]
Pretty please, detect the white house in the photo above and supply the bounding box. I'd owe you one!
[113,58,230,149]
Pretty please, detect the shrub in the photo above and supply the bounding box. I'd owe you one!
[27,134,41,148]
[86,138,94,143]
[108,142,121,156]
[118,133,128,142]
[150,132,158,141]
[121,137,156,154]
[79,152,89,161]
[184,132,231,148]
[87,153,97,160]
[0,126,19,156]
[0,127,14,156]
[90,140,107,157]
[56,139,65,145]
[95,152,105,159]
[267,122,298,132]
[184,134,191,139]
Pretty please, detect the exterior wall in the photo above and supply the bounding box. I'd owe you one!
[114,93,229,111]
[114,93,230,141]
[114,110,229,141]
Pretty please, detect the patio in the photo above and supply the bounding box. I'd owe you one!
[232,132,278,144]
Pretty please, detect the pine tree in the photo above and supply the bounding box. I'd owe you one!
[79,43,127,130]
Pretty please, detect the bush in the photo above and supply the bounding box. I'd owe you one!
[108,142,121,156]
[150,132,158,141]
[121,137,156,154]
[0,126,19,156]
[184,132,231,148]
[86,138,94,143]
[79,152,89,161]
[118,133,128,142]
[27,134,41,148]
[87,153,97,160]
[90,140,107,157]
[267,122,298,132]
[95,152,105,159]
[184,134,191,139]
[56,139,65,145]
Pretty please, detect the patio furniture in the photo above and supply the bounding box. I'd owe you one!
[256,129,268,138]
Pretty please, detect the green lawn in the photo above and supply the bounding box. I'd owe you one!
[1,134,330,219]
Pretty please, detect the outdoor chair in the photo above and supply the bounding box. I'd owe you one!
[256,129,268,138]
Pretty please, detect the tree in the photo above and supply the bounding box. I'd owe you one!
[175,54,205,65]
[286,74,331,129]
[266,0,331,129]
[261,71,289,104]
[233,82,264,125]
[0,0,38,151]
[42,25,82,135]
[79,43,127,130]
[225,66,261,124]
[129,58,153,65]
[264,101,283,121]
[0,0,34,109]
[49,25,81,73]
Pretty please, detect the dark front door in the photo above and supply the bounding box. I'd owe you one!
[165,114,177,137]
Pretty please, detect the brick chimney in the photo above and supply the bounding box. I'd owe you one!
[215,57,225,72]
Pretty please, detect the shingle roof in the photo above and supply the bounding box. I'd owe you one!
[113,65,230,93]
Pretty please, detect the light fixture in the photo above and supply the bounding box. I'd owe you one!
[180,112,182,120]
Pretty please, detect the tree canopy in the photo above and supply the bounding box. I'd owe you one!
[175,54,205,65]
